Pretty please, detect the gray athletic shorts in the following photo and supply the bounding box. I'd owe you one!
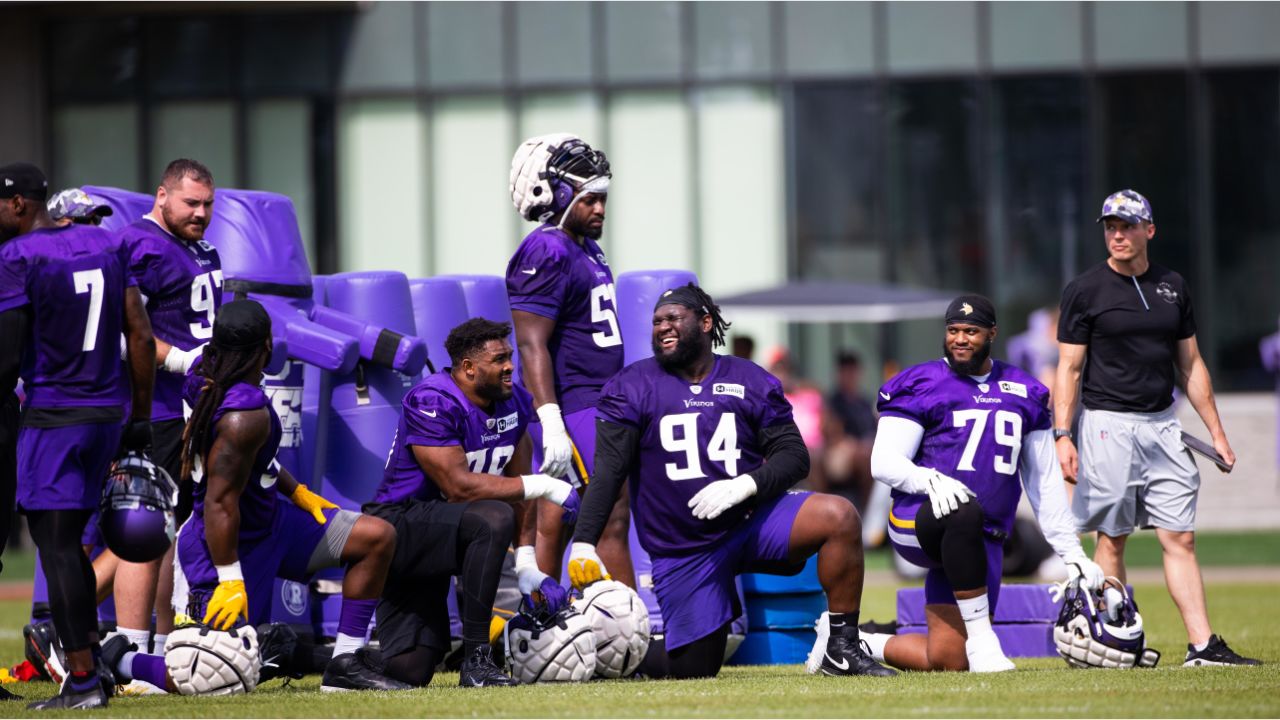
[1074,407,1200,535]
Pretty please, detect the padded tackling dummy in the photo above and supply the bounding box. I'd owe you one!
[408,277,470,376]
[313,272,423,637]
[81,186,152,232]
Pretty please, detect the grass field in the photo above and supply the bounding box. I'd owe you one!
[0,575,1275,717]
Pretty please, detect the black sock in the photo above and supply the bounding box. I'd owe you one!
[829,611,861,637]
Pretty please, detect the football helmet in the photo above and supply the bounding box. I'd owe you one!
[503,597,596,683]
[165,624,261,696]
[572,580,651,678]
[99,451,179,563]
[1052,576,1160,669]
[510,133,611,224]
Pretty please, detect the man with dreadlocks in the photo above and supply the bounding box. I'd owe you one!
[367,317,578,688]
[567,284,895,679]
[101,300,408,694]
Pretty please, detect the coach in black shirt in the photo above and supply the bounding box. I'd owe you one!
[1053,189,1257,667]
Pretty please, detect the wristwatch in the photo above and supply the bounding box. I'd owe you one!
[1053,429,1074,441]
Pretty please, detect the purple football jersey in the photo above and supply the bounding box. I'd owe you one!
[876,359,1052,534]
[120,218,223,421]
[375,370,534,504]
[0,225,135,408]
[183,362,282,542]
[505,225,624,414]
[597,355,794,557]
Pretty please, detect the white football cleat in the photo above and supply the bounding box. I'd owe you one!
[805,612,829,675]
[966,635,1016,673]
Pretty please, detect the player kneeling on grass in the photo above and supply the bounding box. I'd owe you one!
[101,300,405,693]
[364,318,578,688]
[569,284,895,679]
[841,295,1103,673]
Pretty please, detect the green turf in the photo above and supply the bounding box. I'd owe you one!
[1078,529,1280,567]
[0,581,1275,717]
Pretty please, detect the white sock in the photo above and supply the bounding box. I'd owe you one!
[956,594,997,642]
[117,651,138,680]
[861,632,892,662]
[152,633,168,655]
[117,626,152,652]
[332,632,366,658]
[1192,639,1210,652]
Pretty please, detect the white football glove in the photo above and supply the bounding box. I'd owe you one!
[1064,555,1106,592]
[567,542,611,591]
[537,404,573,479]
[924,470,975,518]
[688,475,757,520]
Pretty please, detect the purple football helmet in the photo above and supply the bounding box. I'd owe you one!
[1053,576,1160,669]
[99,452,179,563]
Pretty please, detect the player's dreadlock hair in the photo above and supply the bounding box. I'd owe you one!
[179,301,272,483]
[445,318,512,366]
[654,283,732,348]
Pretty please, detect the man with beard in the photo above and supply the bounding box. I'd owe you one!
[857,294,1104,673]
[365,318,578,688]
[113,159,221,667]
[506,134,633,587]
[567,284,894,679]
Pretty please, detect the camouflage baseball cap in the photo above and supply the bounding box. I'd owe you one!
[1097,189,1153,225]
[47,188,113,221]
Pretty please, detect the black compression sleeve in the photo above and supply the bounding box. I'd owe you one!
[750,421,811,502]
[0,308,30,398]
[572,419,637,546]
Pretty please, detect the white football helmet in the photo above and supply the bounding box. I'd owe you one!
[573,580,651,678]
[164,624,262,695]
[509,133,610,225]
[503,599,597,683]
[1052,576,1160,669]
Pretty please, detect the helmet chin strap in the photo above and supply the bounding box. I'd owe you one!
[555,176,611,234]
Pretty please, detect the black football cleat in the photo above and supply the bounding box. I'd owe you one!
[257,623,304,683]
[27,678,109,711]
[320,649,412,692]
[458,645,518,687]
[1184,635,1262,667]
[0,685,19,701]
[859,619,900,635]
[23,622,66,685]
[819,634,898,677]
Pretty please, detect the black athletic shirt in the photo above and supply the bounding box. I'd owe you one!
[1058,261,1196,413]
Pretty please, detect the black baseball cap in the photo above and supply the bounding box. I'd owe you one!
[0,163,50,200]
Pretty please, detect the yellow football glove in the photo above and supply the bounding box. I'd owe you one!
[289,482,338,525]
[567,542,611,591]
[203,579,248,630]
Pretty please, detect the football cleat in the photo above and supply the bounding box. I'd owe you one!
[1184,635,1261,667]
[459,645,518,688]
[27,676,109,711]
[819,634,897,677]
[0,686,17,701]
[805,612,829,675]
[256,623,303,683]
[320,649,411,692]
[23,622,67,685]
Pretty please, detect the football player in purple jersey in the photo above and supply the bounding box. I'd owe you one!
[506,134,634,587]
[112,159,222,659]
[858,295,1104,673]
[367,318,578,688]
[101,300,406,694]
[0,162,156,709]
[568,284,894,679]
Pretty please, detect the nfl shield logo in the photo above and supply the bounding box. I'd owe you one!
[978,383,989,393]
[690,385,702,394]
